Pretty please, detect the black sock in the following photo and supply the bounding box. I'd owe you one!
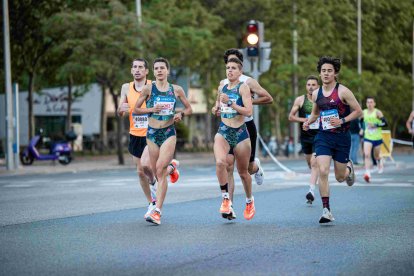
[220,183,228,193]
[322,197,330,210]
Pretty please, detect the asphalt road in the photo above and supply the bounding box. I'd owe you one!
[1,154,413,275]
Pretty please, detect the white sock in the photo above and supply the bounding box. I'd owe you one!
[222,192,229,199]
[246,196,254,203]
[310,184,316,192]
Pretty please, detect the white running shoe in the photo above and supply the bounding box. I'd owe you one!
[319,208,335,223]
[254,158,264,185]
[150,181,157,201]
[346,160,355,186]
[144,202,156,219]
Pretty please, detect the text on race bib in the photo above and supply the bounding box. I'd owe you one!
[132,114,148,129]
[154,98,175,116]
[220,102,237,114]
[306,114,320,130]
[320,109,340,130]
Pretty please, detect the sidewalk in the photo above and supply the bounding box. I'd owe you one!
[0,152,217,177]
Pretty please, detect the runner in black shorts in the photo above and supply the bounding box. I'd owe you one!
[304,56,362,224]
[289,76,319,204]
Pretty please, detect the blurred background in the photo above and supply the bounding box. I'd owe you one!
[1,0,413,165]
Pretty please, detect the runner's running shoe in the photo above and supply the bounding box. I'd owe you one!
[306,191,315,204]
[169,159,180,184]
[220,197,232,216]
[319,208,335,223]
[227,206,237,220]
[254,158,264,185]
[243,199,256,220]
[144,202,156,219]
[363,173,371,183]
[346,160,355,186]
[146,209,161,225]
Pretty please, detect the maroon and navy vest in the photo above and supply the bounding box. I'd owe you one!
[315,83,350,133]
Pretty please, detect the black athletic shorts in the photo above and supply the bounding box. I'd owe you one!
[229,120,256,162]
[128,134,147,158]
[301,140,315,155]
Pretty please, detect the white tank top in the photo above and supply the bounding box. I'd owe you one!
[222,74,253,122]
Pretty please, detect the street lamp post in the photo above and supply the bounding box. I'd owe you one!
[292,0,299,158]
[3,0,15,170]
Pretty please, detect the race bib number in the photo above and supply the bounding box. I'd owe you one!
[220,94,238,115]
[367,125,377,135]
[306,114,320,130]
[132,114,148,129]
[220,102,237,114]
[320,109,339,130]
[154,98,175,116]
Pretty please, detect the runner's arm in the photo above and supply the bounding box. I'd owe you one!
[133,84,159,114]
[339,87,363,123]
[406,111,414,134]
[117,83,129,116]
[246,78,273,105]
[211,85,223,116]
[375,110,388,127]
[288,96,307,123]
[304,93,320,125]
[173,85,193,122]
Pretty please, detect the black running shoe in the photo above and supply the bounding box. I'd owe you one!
[306,191,315,204]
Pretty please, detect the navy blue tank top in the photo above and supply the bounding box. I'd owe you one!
[315,83,350,133]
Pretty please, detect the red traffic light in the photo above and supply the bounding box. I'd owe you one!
[247,24,258,33]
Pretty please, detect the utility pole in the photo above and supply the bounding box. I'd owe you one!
[13,83,20,169]
[3,0,15,170]
[292,0,299,158]
[136,0,142,24]
[243,20,272,152]
[358,0,362,77]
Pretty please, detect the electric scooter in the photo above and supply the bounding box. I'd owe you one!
[20,135,72,165]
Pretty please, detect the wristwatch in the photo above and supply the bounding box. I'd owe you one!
[227,100,233,107]
[341,118,346,124]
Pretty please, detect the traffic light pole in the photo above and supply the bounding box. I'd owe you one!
[249,57,261,152]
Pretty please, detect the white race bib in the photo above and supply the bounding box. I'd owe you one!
[220,102,237,114]
[306,114,320,130]
[320,109,340,130]
[154,99,175,116]
[133,114,148,129]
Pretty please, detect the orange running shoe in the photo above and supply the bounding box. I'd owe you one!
[169,159,180,184]
[220,197,232,215]
[146,209,161,225]
[363,173,371,183]
[243,199,256,220]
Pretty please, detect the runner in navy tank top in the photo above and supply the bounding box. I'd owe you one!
[303,56,362,224]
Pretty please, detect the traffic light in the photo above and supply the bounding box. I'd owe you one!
[246,20,259,57]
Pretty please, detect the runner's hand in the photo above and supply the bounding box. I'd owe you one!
[173,112,183,122]
[219,93,229,104]
[330,117,342,127]
[303,121,310,131]
[152,104,163,113]
[119,102,130,112]
[211,106,220,117]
